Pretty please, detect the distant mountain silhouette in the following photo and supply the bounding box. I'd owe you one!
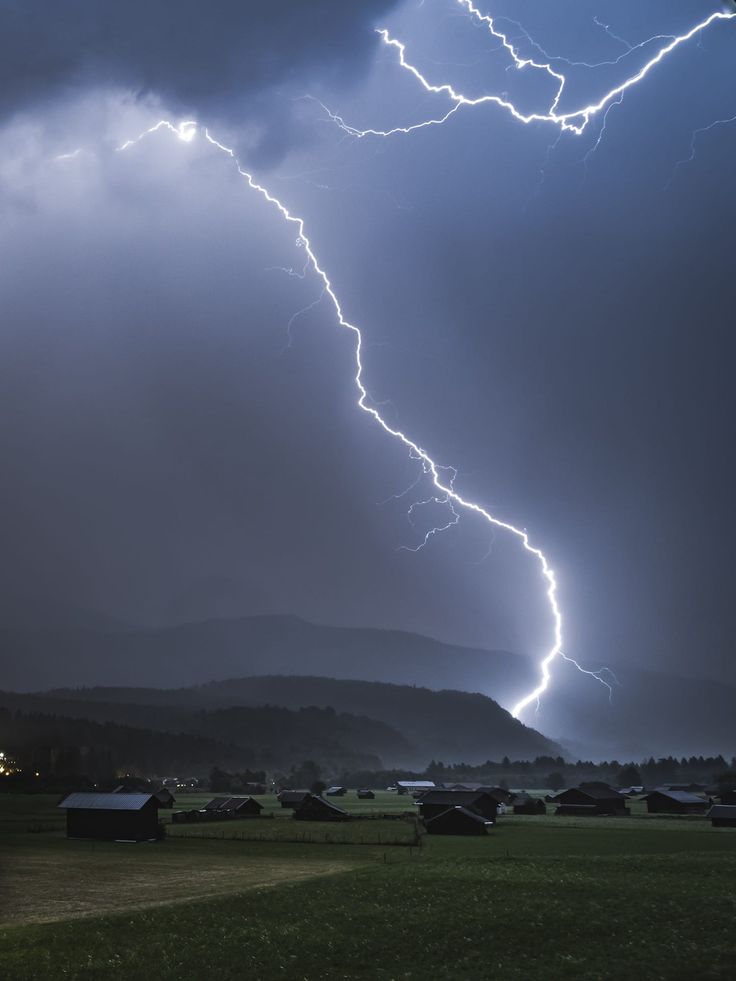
[1,612,733,758]
[2,676,560,766]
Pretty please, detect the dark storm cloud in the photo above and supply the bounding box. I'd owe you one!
[0,0,399,158]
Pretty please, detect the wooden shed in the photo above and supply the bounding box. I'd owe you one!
[278,790,311,809]
[58,792,160,841]
[153,788,176,809]
[642,790,709,815]
[708,805,736,828]
[425,806,493,836]
[357,789,375,800]
[417,790,498,823]
[223,796,262,817]
[513,795,546,815]
[553,787,629,816]
[293,794,350,822]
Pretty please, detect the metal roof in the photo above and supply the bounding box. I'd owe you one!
[58,793,155,811]
[646,790,708,804]
[426,806,492,826]
[708,805,736,818]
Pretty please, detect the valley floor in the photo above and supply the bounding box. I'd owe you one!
[1,793,734,980]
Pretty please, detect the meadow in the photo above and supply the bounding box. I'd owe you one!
[1,792,734,980]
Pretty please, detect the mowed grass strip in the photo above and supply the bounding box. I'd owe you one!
[0,836,367,926]
[2,832,735,981]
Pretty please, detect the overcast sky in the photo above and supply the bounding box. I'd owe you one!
[1,0,734,691]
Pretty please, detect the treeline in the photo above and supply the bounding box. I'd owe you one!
[335,755,736,790]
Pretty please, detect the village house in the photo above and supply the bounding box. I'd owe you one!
[513,794,547,815]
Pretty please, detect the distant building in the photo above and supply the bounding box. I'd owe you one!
[552,787,629,816]
[58,792,160,841]
[153,788,176,809]
[513,795,546,816]
[448,784,513,805]
[325,786,347,797]
[357,789,375,800]
[199,796,263,819]
[708,805,736,828]
[293,794,350,822]
[417,790,498,823]
[397,781,435,796]
[278,790,311,809]
[425,806,493,836]
[662,783,707,794]
[202,797,233,813]
[643,790,709,815]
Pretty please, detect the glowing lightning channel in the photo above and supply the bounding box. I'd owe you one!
[323,3,735,139]
[114,118,565,719]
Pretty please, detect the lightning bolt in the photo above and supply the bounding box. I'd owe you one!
[74,3,733,723]
[322,3,735,139]
[666,111,736,188]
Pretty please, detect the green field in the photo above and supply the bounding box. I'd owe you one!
[1,792,735,980]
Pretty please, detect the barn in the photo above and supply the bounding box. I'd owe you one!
[224,796,263,817]
[153,788,176,808]
[278,790,311,809]
[58,793,161,841]
[708,805,736,828]
[553,787,629,816]
[294,794,350,822]
[417,790,498,823]
[425,806,493,836]
[357,789,375,800]
[397,781,435,796]
[642,790,709,815]
[513,795,547,815]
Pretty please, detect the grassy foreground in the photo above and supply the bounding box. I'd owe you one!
[1,794,735,980]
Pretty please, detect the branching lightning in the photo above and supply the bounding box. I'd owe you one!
[88,2,733,721]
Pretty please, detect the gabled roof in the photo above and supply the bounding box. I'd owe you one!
[295,794,349,815]
[558,787,624,801]
[222,796,262,810]
[645,790,707,804]
[418,790,497,807]
[397,781,435,789]
[58,793,155,811]
[203,797,233,810]
[279,790,310,801]
[426,806,493,827]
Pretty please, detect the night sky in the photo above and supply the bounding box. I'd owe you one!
[1,1,734,698]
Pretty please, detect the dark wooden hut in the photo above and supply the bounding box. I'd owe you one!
[357,789,375,800]
[223,796,262,817]
[58,792,160,841]
[293,794,350,822]
[642,790,709,815]
[425,806,493,836]
[325,786,347,797]
[278,790,311,809]
[417,790,498,823]
[513,795,546,815]
[708,805,736,828]
[553,787,629,816]
[153,788,176,808]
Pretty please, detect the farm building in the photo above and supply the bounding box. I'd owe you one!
[294,795,350,822]
[642,791,709,815]
[719,789,736,805]
[278,790,311,809]
[202,797,232,813]
[200,797,263,818]
[513,795,546,815]
[153,788,176,808]
[708,805,736,828]
[553,787,629,816]
[357,789,375,800]
[325,786,347,796]
[417,790,498,823]
[58,792,160,841]
[397,781,435,796]
[662,783,707,794]
[425,806,493,836]
[449,784,513,805]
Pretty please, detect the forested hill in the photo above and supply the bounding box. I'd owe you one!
[16,675,561,765]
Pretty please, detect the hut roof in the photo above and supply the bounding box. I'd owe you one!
[708,805,736,819]
[426,806,493,827]
[58,793,155,811]
[645,790,707,804]
[418,790,497,807]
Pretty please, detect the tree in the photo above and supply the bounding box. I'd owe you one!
[209,766,232,793]
[616,765,642,787]
[547,772,565,791]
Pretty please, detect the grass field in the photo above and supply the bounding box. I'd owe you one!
[1,792,734,980]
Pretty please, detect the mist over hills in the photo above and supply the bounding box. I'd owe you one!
[2,611,734,759]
